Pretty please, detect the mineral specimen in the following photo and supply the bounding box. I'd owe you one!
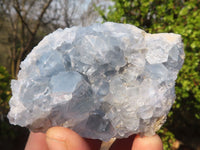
[8,22,184,141]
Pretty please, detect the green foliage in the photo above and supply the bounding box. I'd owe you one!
[102,0,200,148]
[158,127,176,150]
[0,66,11,115]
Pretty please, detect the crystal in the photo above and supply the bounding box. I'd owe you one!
[8,22,185,141]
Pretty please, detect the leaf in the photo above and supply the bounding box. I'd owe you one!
[179,7,189,16]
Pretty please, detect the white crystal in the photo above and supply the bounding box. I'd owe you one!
[8,22,184,141]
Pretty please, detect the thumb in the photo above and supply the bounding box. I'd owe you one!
[46,127,90,150]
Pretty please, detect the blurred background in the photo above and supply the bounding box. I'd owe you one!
[0,0,199,149]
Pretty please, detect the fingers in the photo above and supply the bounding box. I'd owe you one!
[46,127,91,150]
[25,132,49,150]
[25,128,163,150]
[132,134,163,150]
[25,127,101,150]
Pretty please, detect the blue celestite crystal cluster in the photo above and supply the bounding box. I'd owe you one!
[8,22,184,141]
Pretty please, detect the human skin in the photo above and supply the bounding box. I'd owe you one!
[25,127,163,150]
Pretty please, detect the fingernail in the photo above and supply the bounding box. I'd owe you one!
[46,127,69,150]
[46,135,68,150]
[46,127,90,150]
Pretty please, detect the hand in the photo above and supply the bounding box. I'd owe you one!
[25,127,163,150]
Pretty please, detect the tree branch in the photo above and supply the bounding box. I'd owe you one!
[24,0,36,19]
[13,0,33,35]
[32,0,53,35]
[24,0,53,52]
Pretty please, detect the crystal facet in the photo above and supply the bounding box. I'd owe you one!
[8,22,185,141]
